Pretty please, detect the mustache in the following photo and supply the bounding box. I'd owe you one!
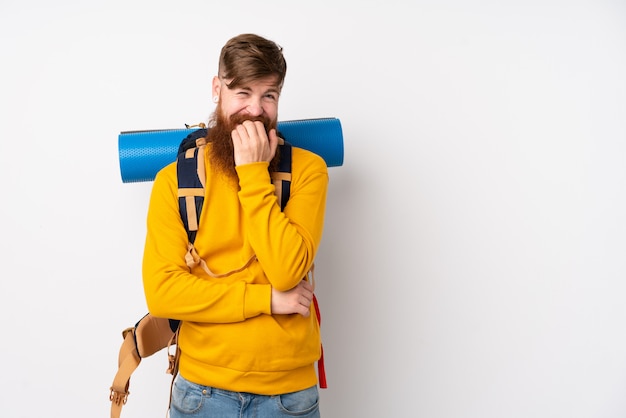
[227,114,275,132]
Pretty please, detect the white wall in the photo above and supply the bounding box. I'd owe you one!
[1,1,625,417]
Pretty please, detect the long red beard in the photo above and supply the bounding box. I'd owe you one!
[207,109,279,183]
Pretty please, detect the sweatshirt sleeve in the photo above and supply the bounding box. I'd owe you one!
[236,147,329,291]
[142,163,272,323]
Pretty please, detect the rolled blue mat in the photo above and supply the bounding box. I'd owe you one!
[119,117,344,183]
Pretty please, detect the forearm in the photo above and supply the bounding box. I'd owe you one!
[142,168,272,323]
[143,245,272,323]
[236,158,328,291]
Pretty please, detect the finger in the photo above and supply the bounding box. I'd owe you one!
[300,280,314,293]
[299,305,311,318]
[299,295,312,308]
[252,120,266,137]
[236,123,254,141]
[231,128,242,144]
[240,120,264,141]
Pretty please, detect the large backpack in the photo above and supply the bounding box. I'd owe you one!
[109,128,326,418]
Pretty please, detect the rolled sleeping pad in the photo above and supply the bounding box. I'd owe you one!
[119,117,344,183]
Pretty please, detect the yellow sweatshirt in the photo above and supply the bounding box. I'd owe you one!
[142,142,328,395]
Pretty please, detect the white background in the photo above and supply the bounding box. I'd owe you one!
[1,1,625,417]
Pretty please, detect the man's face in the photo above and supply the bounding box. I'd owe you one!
[213,75,280,124]
[207,75,282,182]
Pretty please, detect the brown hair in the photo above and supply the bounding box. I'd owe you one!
[218,33,287,91]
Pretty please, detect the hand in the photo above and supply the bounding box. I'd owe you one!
[271,280,314,317]
[231,120,278,166]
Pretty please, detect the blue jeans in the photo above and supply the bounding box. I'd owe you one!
[169,374,321,418]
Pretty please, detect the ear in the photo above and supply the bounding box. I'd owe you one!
[211,76,221,99]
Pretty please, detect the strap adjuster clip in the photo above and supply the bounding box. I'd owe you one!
[109,387,129,405]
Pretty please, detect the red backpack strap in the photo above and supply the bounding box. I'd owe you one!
[312,294,327,388]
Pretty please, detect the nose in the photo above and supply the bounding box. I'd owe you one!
[245,97,264,117]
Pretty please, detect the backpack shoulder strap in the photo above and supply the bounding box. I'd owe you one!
[109,327,140,417]
[271,137,292,211]
[109,316,178,418]
[177,128,208,244]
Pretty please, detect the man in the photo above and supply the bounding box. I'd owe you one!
[142,33,328,417]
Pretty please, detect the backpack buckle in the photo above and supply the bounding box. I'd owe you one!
[109,387,129,405]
